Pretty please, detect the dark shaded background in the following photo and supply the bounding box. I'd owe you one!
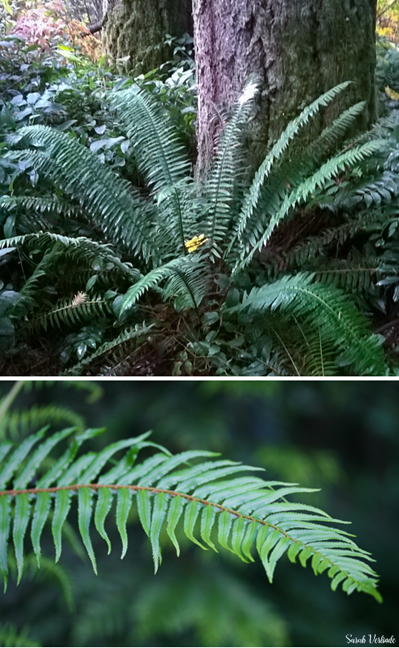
[0,380,398,647]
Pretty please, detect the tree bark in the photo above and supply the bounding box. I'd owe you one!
[103,0,192,74]
[193,0,377,178]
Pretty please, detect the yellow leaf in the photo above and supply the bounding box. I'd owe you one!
[385,86,399,101]
[184,233,208,253]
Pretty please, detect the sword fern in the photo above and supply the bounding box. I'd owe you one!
[0,428,382,602]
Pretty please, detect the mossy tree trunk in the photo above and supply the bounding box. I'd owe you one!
[193,0,378,178]
[103,0,192,74]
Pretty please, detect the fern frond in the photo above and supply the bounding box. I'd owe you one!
[0,430,381,602]
[0,404,86,440]
[0,624,41,647]
[110,87,193,254]
[305,101,367,162]
[337,169,399,210]
[14,126,156,260]
[204,79,259,258]
[0,233,139,281]
[64,322,156,376]
[31,295,114,333]
[154,178,198,257]
[236,140,385,272]
[161,256,211,312]
[231,273,386,376]
[313,261,384,293]
[19,381,102,402]
[120,255,208,316]
[227,81,353,255]
[110,85,191,194]
[0,195,81,220]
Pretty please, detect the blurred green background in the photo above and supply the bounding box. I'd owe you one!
[0,380,398,647]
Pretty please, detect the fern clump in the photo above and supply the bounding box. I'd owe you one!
[0,427,381,602]
[1,79,394,375]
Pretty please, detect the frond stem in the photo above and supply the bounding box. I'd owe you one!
[0,483,372,593]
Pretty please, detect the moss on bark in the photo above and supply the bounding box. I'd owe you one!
[103,0,192,75]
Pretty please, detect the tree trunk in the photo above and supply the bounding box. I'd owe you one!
[103,0,192,75]
[193,0,377,178]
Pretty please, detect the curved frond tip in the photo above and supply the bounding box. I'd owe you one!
[0,430,381,602]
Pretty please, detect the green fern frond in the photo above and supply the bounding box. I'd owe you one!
[0,404,86,440]
[0,430,381,602]
[64,322,156,376]
[337,169,399,210]
[0,195,81,220]
[31,295,114,333]
[231,273,386,376]
[154,178,198,257]
[227,81,353,256]
[120,255,208,316]
[161,256,211,312]
[250,101,369,227]
[267,213,386,274]
[18,381,103,402]
[236,140,385,271]
[110,87,193,255]
[305,101,368,162]
[14,126,156,260]
[0,624,41,647]
[0,233,140,282]
[110,85,191,194]
[270,317,338,377]
[313,261,384,292]
[204,79,259,258]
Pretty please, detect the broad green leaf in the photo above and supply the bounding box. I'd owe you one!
[241,519,258,562]
[116,487,134,559]
[148,450,219,488]
[58,453,96,486]
[37,426,95,487]
[31,491,51,567]
[78,487,97,574]
[0,428,382,601]
[137,489,152,537]
[52,489,72,562]
[218,510,233,551]
[150,492,168,572]
[266,536,292,582]
[166,495,185,556]
[14,427,72,489]
[230,516,250,562]
[331,571,347,591]
[200,504,218,552]
[13,493,31,584]
[94,487,113,554]
[79,437,148,483]
[0,495,11,591]
[121,454,169,485]
[0,428,46,489]
[184,500,206,549]
[287,541,302,563]
[0,442,13,467]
